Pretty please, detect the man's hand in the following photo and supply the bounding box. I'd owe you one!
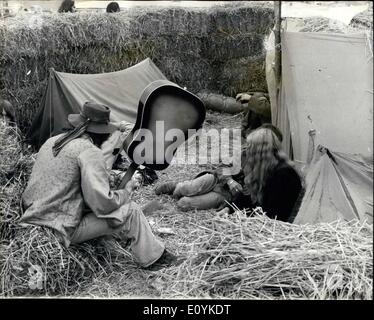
[227,179,243,197]
[237,92,271,117]
[236,93,252,104]
[125,180,136,194]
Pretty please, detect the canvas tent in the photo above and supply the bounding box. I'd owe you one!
[27,58,167,148]
[266,26,373,224]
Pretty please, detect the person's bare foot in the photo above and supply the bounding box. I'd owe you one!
[154,181,178,195]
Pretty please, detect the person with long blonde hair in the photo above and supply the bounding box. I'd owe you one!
[236,127,302,221]
[155,124,301,221]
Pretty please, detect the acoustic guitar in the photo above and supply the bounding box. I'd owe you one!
[119,80,206,189]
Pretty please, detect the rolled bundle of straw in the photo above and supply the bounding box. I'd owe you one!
[197,91,244,114]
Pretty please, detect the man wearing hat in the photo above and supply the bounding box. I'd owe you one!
[20,102,177,270]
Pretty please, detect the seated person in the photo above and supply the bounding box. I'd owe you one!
[20,102,179,270]
[156,126,302,222]
[228,127,302,222]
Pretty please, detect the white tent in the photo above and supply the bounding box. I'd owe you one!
[266,14,373,224]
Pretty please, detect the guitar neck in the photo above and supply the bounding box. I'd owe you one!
[118,162,138,189]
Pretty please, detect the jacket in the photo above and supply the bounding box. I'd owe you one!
[20,134,129,247]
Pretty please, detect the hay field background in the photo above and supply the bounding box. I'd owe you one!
[0,112,372,299]
[0,1,372,299]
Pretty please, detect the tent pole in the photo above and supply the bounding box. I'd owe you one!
[274,1,282,100]
[273,1,293,159]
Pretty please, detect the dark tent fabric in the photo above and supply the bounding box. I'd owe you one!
[294,146,373,225]
[27,58,167,148]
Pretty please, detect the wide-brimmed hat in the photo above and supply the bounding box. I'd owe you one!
[68,101,118,134]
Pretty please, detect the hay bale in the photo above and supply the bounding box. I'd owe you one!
[0,121,34,241]
[159,55,214,92]
[350,3,373,30]
[201,33,266,61]
[127,7,214,37]
[0,225,135,296]
[285,15,371,34]
[219,56,268,96]
[211,3,275,35]
[298,17,355,33]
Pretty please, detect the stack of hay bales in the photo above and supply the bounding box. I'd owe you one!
[283,2,373,34]
[350,2,373,30]
[0,2,274,133]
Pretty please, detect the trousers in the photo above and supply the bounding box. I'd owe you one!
[173,173,227,211]
[70,202,164,267]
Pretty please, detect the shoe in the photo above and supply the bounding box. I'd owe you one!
[154,181,178,195]
[145,250,184,271]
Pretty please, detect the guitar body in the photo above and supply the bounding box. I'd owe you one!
[122,80,206,172]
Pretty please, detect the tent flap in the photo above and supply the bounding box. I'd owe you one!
[294,146,373,224]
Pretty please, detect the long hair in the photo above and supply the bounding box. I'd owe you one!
[242,128,295,205]
[58,0,75,13]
